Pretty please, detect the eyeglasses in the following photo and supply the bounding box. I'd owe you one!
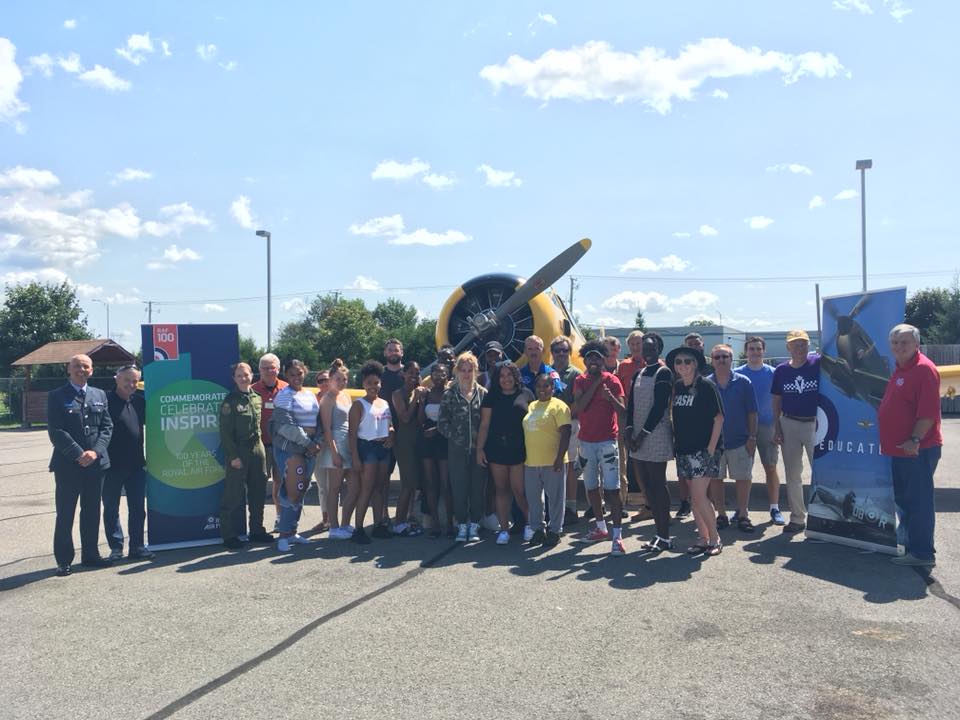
[674,358,696,366]
[316,377,329,383]
[711,354,732,361]
[551,347,570,354]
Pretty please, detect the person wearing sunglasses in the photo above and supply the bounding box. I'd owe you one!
[666,345,724,556]
[707,344,758,533]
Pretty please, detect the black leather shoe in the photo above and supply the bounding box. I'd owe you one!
[248,531,275,543]
[56,564,71,577]
[129,548,155,560]
[80,556,112,568]
[223,537,244,550]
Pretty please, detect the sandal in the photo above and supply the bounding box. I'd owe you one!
[705,542,723,556]
[631,506,653,522]
[687,543,709,555]
[737,516,755,533]
[640,536,673,552]
[309,522,330,534]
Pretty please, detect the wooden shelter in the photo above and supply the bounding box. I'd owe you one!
[12,339,136,425]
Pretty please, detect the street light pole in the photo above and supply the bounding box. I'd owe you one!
[92,298,110,339]
[255,230,272,350]
[856,159,872,292]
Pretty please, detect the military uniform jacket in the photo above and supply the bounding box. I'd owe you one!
[47,383,113,472]
[219,389,264,460]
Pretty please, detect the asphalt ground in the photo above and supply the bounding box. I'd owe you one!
[2,423,959,720]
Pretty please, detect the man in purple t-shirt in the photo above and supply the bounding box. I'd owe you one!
[771,330,820,533]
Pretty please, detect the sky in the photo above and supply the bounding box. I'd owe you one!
[1,1,957,352]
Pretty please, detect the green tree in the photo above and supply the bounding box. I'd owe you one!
[373,298,418,333]
[273,319,321,371]
[930,276,960,344]
[238,336,265,369]
[906,287,950,340]
[0,281,91,374]
[688,319,713,328]
[634,310,647,331]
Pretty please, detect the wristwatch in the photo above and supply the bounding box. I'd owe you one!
[910,435,921,444]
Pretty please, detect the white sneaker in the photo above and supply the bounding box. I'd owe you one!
[393,522,410,535]
[468,523,480,541]
[277,537,292,552]
[329,527,350,540]
[482,513,500,532]
[522,525,534,542]
[496,530,510,545]
[455,524,468,542]
[290,534,311,545]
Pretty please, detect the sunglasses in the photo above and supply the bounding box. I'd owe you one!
[317,377,330,383]
[674,357,696,366]
[551,347,570,353]
[117,364,139,373]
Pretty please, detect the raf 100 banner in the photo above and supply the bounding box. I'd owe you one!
[808,287,906,553]
[141,324,240,549]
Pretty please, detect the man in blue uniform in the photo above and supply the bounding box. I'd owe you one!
[47,354,114,576]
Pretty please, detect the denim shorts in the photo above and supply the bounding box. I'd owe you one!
[579,439,620,491]
[676,449,721,480]
[358,438,392,464]
[274,447,316,495]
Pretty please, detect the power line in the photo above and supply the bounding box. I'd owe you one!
[572,269,956,284]
[147,283,460,307]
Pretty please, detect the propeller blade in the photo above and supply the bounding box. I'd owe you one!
[451,328,479,356]
[494,238,592,322]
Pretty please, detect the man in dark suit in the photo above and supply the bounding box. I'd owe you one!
[103,364,154,560]
[47,353,114,576]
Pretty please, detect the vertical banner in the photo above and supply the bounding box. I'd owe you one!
[808,287,906,553]
[142,324,240,549]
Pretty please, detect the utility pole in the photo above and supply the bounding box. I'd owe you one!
[147,301,153,323]
[568,276,579,314]
[856,159,872,292]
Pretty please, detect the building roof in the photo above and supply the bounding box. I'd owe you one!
[12,339,136,366]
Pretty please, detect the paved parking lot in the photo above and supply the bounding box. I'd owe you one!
[2,422,959,720]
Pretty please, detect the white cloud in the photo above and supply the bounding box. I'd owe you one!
[672,231,691,239]
[348,213,470,246]
[349,214,405,237]
[711,89,729,99]
[161,41,172,57]
[602,291,671,313]
[78,65,131,91]
[422,172,457,189]
[767,163,813,175]
[162,244,201,263]
[477,164,522,188]
[699,224,718,236]
[146,261,169,271]
[64,19,77,29]
[0,38,29,125]
[74,282,102,297]
[834,189,859,200]
[619,254,690,272]
[389,228,470,247]
[58,53,82,74]
[112,168,152,184]
[218,61,238,71]
[672,290,720,310]
[885,0,913,21]
[230,195,255,229]
[538,13,558,25]
[0,166,61,190]
[746,216,774,229]
[833,0,873,13]
[104,292,141,305]
[282,298,308,314]
[371,158,430,181]
[809,195,825,210]
[1,267,70,286]
[480,38,846,113]
[196,44,218,61]
[27,54,54,77]
[1,232,22,251]
[116,32,155,65]
[203,303,226,313]
[143,202,213,236]
[347,275,383,291]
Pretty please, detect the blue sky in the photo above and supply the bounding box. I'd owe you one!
[1,1,957,351]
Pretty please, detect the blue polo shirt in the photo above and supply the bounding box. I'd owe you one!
[735,363,775,426]
[520,362,564,396]
[707,370,758,449]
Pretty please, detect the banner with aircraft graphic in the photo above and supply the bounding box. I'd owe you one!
[807,287,906,553]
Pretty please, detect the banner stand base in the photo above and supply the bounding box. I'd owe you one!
[805,529,901,556]
[148,538,225,552]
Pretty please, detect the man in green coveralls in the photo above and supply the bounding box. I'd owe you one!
[219,362,273,549]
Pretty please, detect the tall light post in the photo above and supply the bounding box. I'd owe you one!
[92,298,110,339]
[255,230,272,350]
[856,159,872,292]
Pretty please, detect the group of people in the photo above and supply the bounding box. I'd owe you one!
[45,321,943,576]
